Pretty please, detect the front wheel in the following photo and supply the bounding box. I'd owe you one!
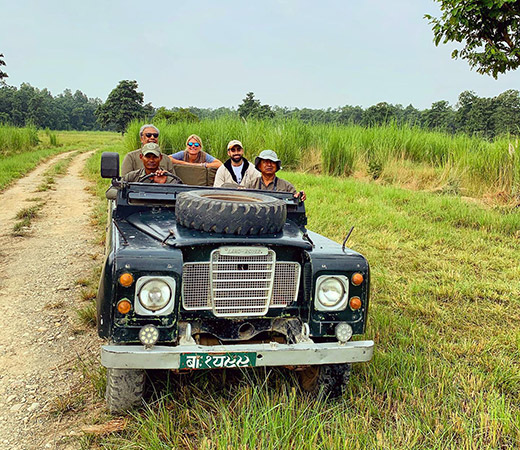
[106,368,146,413]
[298,363,351,398]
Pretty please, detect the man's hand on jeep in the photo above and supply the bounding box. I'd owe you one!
[294,190,306,202]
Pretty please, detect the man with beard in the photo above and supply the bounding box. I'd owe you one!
[213,140,260,188]
[123,143,182,184]
[121,124,175,176]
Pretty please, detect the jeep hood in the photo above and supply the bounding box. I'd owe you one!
[122,210,313,250]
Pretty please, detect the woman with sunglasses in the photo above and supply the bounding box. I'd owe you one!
[169,134,222,168]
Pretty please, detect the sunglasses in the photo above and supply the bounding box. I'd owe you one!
[188,142,200,147]
[145,133,159,138]
[229,147,242,152]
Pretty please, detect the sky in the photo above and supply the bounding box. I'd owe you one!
[2,0,520,110]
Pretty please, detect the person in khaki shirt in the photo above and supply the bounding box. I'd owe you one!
[121,124,174,176]
[123,143,182,184]
[245,150,306,201]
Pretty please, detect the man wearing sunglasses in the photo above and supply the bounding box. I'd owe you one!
[121,124,175,176]
[213,140,260,187]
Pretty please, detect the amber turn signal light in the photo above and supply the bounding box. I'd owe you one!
[117,299,132,314]
[351,273,363,286]
[119,273,134,287]
[349,296,362,310]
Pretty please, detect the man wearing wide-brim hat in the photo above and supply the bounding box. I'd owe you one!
[123,143,182,184]
[245,149,306,201]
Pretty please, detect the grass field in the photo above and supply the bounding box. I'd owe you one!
[81,138,520,449]
[124,118,520,200]
[0,129,119,191]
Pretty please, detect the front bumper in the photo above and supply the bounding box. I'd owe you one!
[101,340,374,369]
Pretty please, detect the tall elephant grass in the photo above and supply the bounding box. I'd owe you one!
[0,124,39,155]
[125,118,519,196]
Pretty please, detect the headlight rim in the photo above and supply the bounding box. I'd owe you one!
[314,275,350,311]
[134,276,176,316]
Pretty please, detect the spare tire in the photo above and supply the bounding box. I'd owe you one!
[175,190,287,235]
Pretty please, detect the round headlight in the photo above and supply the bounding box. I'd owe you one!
[138,279,171,311]
[317,277,345,307]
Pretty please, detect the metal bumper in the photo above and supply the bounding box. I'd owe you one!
[101,340,374,369]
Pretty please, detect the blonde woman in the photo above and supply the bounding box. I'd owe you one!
[169,134,222,168]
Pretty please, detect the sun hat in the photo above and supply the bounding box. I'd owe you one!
[255,149,282,171]
[141,142,162,157]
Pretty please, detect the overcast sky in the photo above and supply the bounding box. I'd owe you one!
[2,0,520,110]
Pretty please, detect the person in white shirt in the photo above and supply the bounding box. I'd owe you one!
[213,139,260,188]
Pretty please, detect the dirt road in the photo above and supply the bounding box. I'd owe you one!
[0,152,103,449]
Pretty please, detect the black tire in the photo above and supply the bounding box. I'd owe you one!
[298,363,351,398]
[106,368,145,413]
[175,190,287,235]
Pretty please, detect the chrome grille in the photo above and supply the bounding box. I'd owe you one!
[182,248,300,316]
[211,249,275,316]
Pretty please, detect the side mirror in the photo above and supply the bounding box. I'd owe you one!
[101,152,120,179]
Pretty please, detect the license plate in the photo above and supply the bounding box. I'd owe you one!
[179,352,256,369]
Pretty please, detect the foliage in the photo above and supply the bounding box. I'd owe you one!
[154,106,199,124]
[0,83,101,130]
[95,80,144,134]
[238,92,275,120]
[426,0,520,78]
[124,117,520,197]
[0,130,117,191]
[0,124,39,155]
[0,53,7,84]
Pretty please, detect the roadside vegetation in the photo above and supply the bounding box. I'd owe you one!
[125,118,520,200]
[81,137,520,449]
[0,127,118,191]
[12,201,45,236]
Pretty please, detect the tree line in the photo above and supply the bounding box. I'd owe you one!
[1,79,519,139]
[0,83,101,130]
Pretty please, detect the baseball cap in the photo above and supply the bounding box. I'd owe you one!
[255,149,282,171]
[227,139,243,150]
[141,142,161,157]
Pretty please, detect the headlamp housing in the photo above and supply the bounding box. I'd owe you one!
[314,275,349,311]
[134,276,176,315]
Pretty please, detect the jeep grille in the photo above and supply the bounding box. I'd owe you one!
[182,249,300,317]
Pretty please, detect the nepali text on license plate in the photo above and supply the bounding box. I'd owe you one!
[179,352,256,369]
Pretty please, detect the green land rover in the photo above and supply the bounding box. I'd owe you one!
[97,152,374,412]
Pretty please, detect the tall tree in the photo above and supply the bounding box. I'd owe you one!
[422,100,455,132]
[0,53,7,85]
[426,1,520,78]
[96,80,144,134]
[238,92,274,119]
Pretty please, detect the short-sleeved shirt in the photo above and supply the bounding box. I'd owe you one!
[121,149,175,176]
[252,176,296,194]
[123,168,182,184]
[170,151,215,163]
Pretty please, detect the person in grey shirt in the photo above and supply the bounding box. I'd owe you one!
[245,150,306,201]
[121,124,175,176]
[124,143,182,184]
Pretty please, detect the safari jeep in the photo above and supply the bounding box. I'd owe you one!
[97,152,374,412]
